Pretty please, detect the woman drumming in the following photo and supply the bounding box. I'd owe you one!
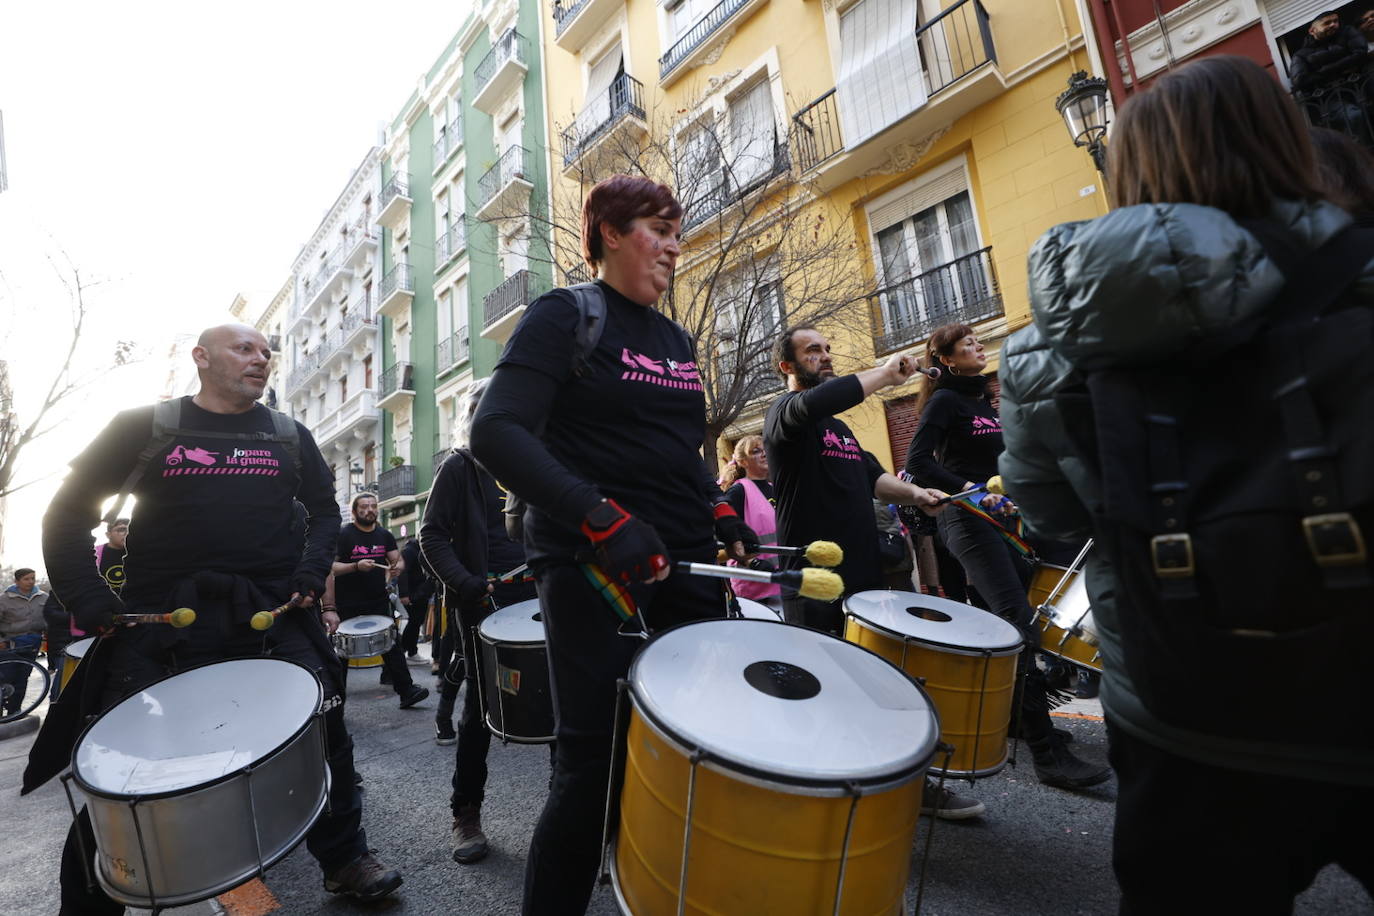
[720,435,782,611]
[905,323,1110,790]
[470,175,756,915]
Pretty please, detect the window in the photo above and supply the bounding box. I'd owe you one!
[364,445,376,485]
[836,0,925,146]
[679,117,724,217]
[727,77,777,189]
[454,275,470,346]
[437,288,453,344]
[715,268,784,398]
[363,355,374,389]
[670,0,716,41]
[584,44,625,133]
[340,374,349,405]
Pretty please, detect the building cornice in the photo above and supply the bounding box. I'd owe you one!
[292,147,382,271]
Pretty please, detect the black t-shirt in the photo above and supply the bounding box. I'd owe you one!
[334,523,397,615]
[904,387,1003,494]
[764,376,884,592]
[482,475,525,575]
[98,545,127,594]
[495,281,715,561]
[724,478,775,517]
[56,398,337,609]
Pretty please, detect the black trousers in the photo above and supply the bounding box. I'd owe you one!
[521,561,722,916]
[1108,720,1374,915]
[441,580,537,813]
[338,608,413,696]
[59,619,367,914]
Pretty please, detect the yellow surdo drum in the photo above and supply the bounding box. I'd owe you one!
[844,590,1022,779]
[612,619,939,916]
[61,636,96,691]
[1026,546,1102,673]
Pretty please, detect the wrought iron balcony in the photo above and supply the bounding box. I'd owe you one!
[868,247,1003,355]
[435,220,468,268]
[433,447,452,472]
[432,116,465,169]
[1293,71,1374,152]
[377,464,417,504]
[792,0,997,173]
[483,269,548,332]
[475,146,532,219]
[660,0,752,81]
[474,30,528,113]
[553,0,591,36]
[378,262,414,319]
[436,329,471,373]
[379,361,415,401]
[378,172,412,228]
[561,73,646,168]
[681,138,790,232]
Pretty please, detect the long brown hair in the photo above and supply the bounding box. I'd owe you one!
[916,323,973,410]
[1108,56,1323,218]
[720,434,764,487]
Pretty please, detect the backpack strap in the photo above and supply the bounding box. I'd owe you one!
[566,282,607,378]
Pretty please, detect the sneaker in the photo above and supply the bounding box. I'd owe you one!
[920,778,985,820]
[1031,740,1112,790]
[353,770,364,788]
[451,805,489,863]
[430,661,441,675]
[436,719,457,746]
[406,653,429,668]
[1076,671,1101,699]
[399,685,429,709]
[323,851,402,901]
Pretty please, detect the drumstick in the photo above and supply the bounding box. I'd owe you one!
[113,608,197,627]
[676,562,845,602]
[490,563,530,583]
[936,475,1007,505]
[713,541,844,568]
[250,599,298,631]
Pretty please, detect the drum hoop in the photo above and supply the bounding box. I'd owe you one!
[627,619,938,796]
[845,612,1022,658]
[477,633,546,649]
[72,656,325,803]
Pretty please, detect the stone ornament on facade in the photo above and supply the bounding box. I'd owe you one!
[1115,0,1258,83]
[866,125,950,177]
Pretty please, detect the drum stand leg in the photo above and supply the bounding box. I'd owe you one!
[831,782,861,916]
[676,750,705,916]
[128,797,160,913]
[597,681,632,887]
[244,763,268,881]
[61,773,98,895]
[914,745,956,916]
[970,649,993,780]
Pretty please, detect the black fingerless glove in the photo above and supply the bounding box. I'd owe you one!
[456,574,490,606]
[73,590,123,635]
[289,570,326,602]
[712,504,760,555]
[581,499,669,584]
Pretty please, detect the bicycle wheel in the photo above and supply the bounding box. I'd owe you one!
[0,655,51,723]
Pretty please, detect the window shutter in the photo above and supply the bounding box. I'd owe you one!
[1265,0,1340,37]
[869,165,967,235]
[836,0,925,147]
[729,78,776,186]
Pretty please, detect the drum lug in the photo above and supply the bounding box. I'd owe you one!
[598,680,632,888]
[831,782,862,916]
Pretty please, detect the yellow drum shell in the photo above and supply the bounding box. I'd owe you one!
[1027,563,1072,611]
[1028,563,1102,672]
[61,637,97,691]
[615,707,921,916]
[346,655,383,669]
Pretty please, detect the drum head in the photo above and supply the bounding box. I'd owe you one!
[74,658,322,798]
[65,636,96,660]
[630,620,937,787]
[845,590,1022,653]
[479,599,544,644]
[734,598,781,621]
[337,615,393,636]
[1044,573,1093,631]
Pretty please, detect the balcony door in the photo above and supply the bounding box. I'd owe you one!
[875,188,989,337]
[584,44,625,137]
[836,0,926,147]
[728,77,776,189]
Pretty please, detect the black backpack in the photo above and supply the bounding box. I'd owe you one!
[1056,223,1374,748]
[502,283,607,540]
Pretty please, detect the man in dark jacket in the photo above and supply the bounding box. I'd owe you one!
[1290,11,1368,92]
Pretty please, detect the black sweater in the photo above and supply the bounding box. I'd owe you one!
[905,382,1003,493]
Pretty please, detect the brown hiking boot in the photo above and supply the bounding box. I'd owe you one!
[323,851,402,901]
[451,804,489,864]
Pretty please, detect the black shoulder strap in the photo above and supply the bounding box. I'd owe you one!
[566,282,607,378]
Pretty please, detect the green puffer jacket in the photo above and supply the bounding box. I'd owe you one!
[998,198,1374,785]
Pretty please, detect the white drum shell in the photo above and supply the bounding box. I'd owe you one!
[73,659,328,908]
[333,615,396,659]
[1043,572,1099,645]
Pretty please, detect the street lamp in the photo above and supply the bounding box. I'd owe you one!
[1056,71,1111,174]
[349,463,364,493]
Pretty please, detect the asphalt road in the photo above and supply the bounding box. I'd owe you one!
[2,646,1369,915]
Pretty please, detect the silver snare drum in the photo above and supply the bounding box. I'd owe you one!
[71,658,328,909]
[333,614,397,659]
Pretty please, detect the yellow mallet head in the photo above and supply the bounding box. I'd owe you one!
[168,607,197,628]
[986,475,1005,495]
[250,610,276,631]
[804,540,844,568]
[797,568,845,602]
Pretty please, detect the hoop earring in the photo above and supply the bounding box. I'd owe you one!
[947,364,960,376]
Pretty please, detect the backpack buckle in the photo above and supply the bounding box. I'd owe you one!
[1302,513,1367,568]
[1150,533,1195,578]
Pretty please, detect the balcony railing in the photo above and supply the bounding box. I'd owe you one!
[380,361,415,400]
[475,29,527,93]
[660,0,751,80]
[380,263,413,301]
[432,116,465,167]
[477,145,530,210]
[435,220,468,267]
[563,263,592,285]
[868,247,1003,354]
[681,138,790,232]
[378,464,417,503]
[792,0,996,172]
[341,299,377,340]
[433,447,452,471]
[553,0,591,34]
[1293,71,1374,152]
[381,172,410,209]
[483,269,547,329]
[561,73,646,167]
[436,329,471,372]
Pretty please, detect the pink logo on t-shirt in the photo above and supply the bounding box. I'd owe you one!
[820,428,862,461]
[620,348,703,391]
[972,416,1002,435]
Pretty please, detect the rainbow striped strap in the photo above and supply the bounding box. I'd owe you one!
[953,495,1035,559]
[579,563,638,622]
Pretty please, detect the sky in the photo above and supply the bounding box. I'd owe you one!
[0,0,467,575]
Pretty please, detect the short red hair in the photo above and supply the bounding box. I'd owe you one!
[580,175,683,274]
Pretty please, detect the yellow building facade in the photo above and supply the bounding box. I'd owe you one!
[539,0,1110,471]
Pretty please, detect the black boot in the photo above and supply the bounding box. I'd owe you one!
[1029,736,1111,790]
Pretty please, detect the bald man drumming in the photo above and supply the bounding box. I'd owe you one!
[34,324,404,910]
